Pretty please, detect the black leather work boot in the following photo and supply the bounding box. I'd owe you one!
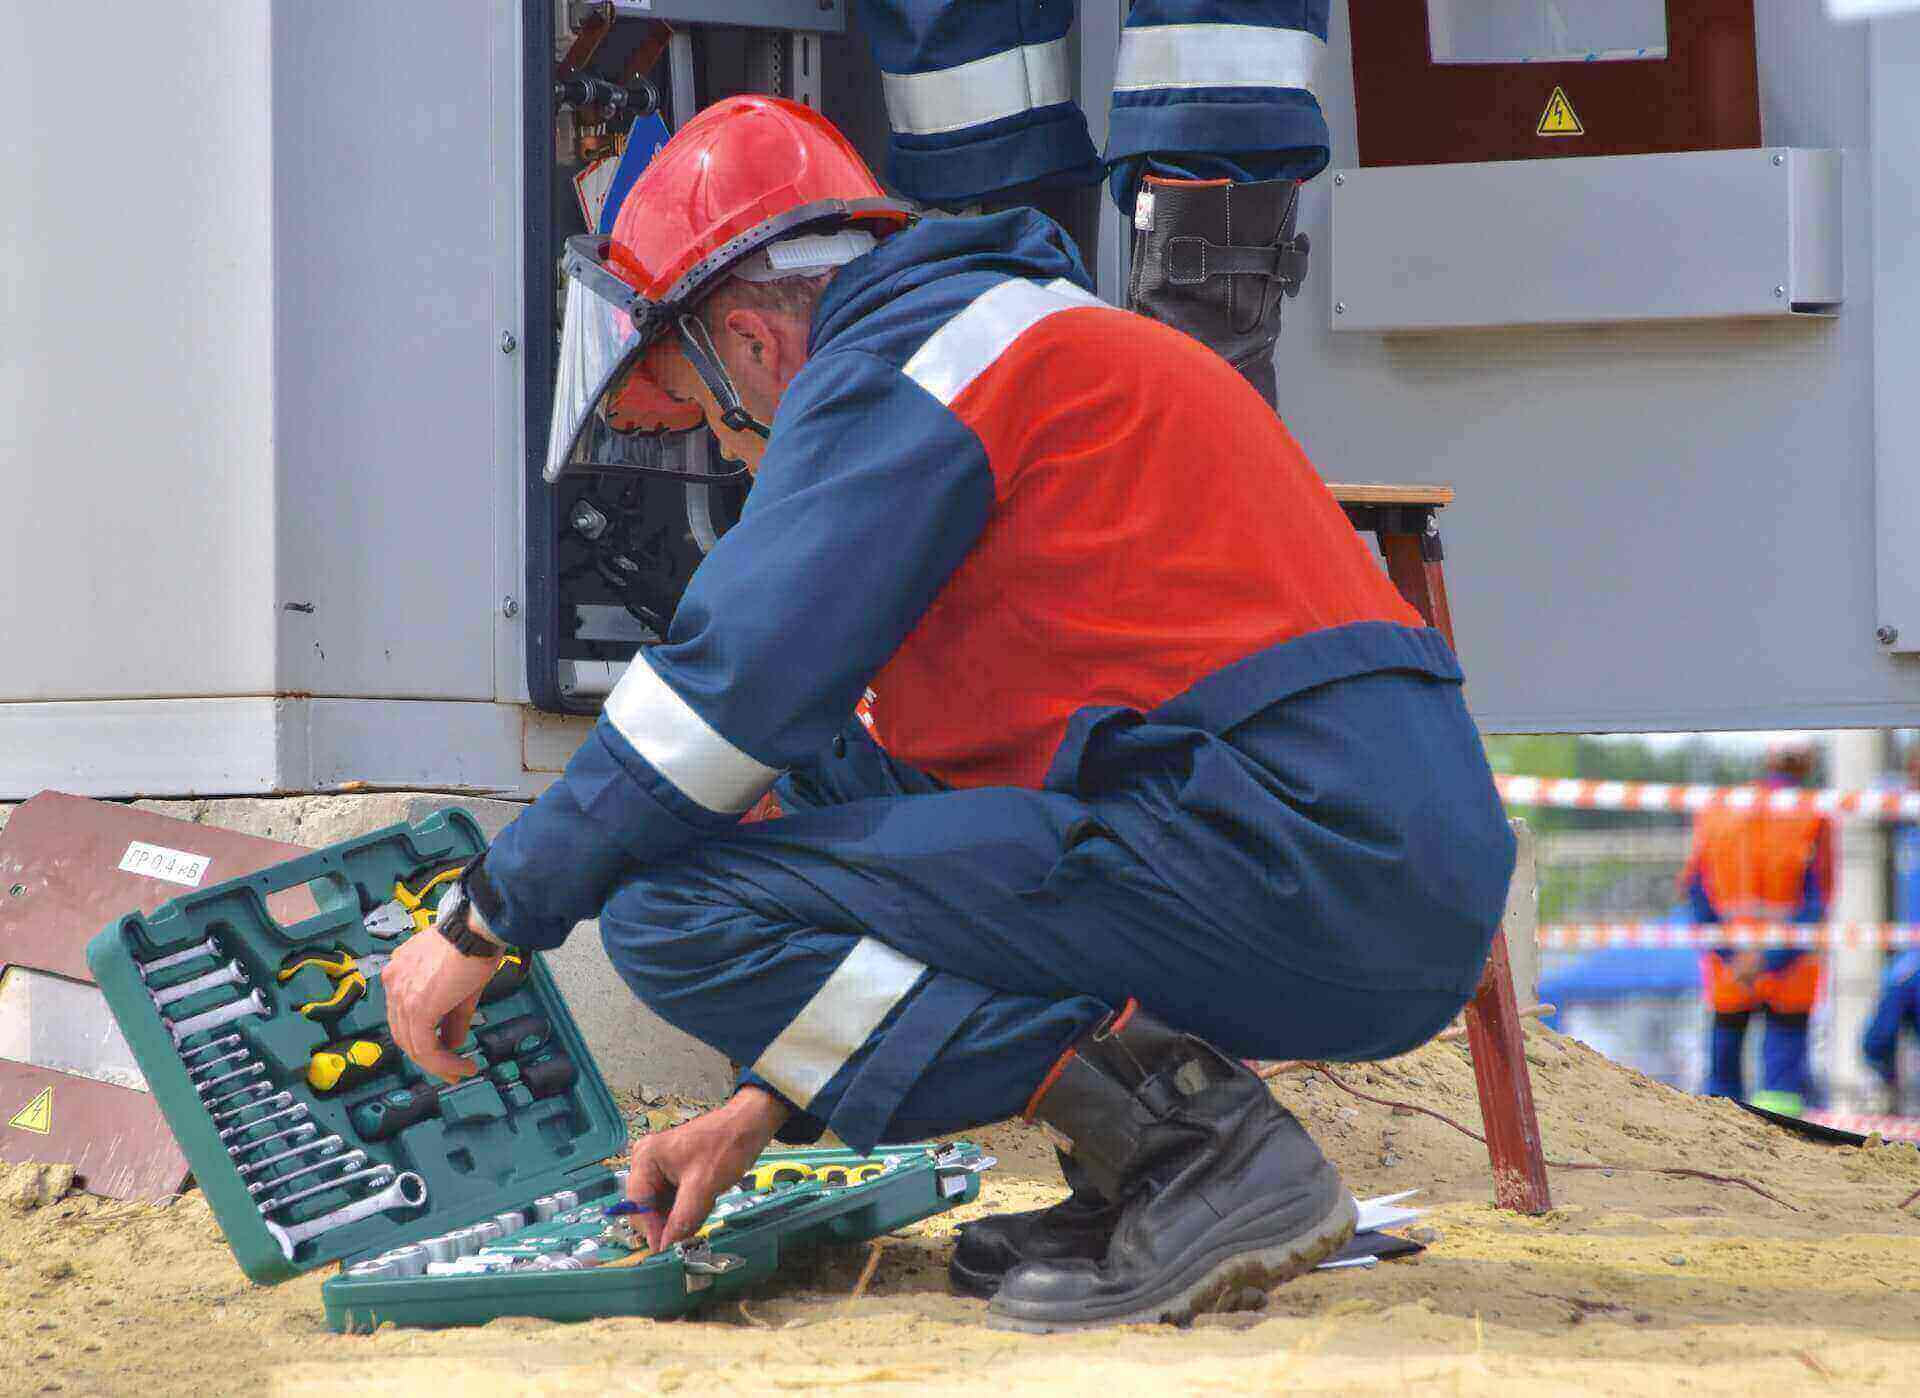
[1126,176,1310,408]
[988,1001,1356,1332]
[949,1149,1120,1299]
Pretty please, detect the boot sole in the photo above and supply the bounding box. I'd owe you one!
[984,1190,1358,1334]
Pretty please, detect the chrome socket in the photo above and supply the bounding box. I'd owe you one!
[380,1245,429,1278]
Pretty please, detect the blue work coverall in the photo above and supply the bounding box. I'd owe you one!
[852,1,1331,209]
[476,212,1516,1153]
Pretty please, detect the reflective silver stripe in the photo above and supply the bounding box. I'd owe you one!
[880,35,1072,137]
[902,277,1105,407]
[1114,23,1325,95]
[602,654,777,814]
[752,938,927,1108]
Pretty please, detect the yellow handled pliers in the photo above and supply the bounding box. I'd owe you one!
[363,862,466,940]
[277,946,392,1022]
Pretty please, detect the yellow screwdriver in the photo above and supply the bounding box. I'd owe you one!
[307,1028,398,1094]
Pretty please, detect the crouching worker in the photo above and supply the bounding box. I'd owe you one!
[382,97,1516,1330]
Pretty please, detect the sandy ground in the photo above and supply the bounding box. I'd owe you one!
[6,1023,1919,1396]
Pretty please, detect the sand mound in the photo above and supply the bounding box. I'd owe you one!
[4,1023,1916,1395]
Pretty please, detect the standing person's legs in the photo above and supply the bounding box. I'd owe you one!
[1755,954,1821,1112]
[1702,953,1756,1099]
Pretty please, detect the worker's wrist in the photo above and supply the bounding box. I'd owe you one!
[728,1083,793,1136]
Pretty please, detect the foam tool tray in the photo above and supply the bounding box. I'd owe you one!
[85,811,993,1325]
[85,810,617,1285]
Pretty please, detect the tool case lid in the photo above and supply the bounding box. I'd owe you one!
[86,811,628,1284]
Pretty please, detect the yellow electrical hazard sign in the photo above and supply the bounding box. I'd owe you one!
[1537,87,1584,137]
[8,1086,53,1135]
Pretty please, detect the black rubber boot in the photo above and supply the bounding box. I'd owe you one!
[1126,176,1310,408]
[949,1150,1119,1299]
[988,1002,1356,1332]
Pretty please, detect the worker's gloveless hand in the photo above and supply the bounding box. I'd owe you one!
[626,1086,792,1253]
[1729,950,1765,986]
[379,925,497,1083]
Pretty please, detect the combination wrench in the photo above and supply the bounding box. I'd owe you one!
[237,1133,342,1178]
[180,1034,243,1064]
[263,1171,428,1261]
[137,936,221,979]
[150,960,248,1010]
[209,1087,289,1123]
[247,1147,366,1198]
[169,988,270,1044]
[195,1062,267,1096]
[260,1162,393,1215]
[219,1101,309,1145]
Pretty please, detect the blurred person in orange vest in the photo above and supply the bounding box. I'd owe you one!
[1680,741,1834,1113]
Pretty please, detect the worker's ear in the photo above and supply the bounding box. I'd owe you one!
[720,306,784,378]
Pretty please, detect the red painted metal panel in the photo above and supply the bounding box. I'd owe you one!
[1349,1,1760,168]
[0,792,313,1200]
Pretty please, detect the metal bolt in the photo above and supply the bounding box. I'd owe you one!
[1774,285,1787,299]
[1773,153,1786,167]
[1879,626,1899,646]
[502,595,519,619]
[499,330,517,355]
[1335,301,1347,315]
[1333,173,1345,186]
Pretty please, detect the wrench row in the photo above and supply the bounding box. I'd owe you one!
[342,1171,635,1280]
[139,935,432,1262]
[140,934,275,1043]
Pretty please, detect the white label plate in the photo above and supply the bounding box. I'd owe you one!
[118,841,211,888]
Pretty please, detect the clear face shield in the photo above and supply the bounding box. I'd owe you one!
[543,237,748,486]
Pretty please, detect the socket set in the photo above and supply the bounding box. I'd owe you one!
[323,1142,993,1331]
[86,811,990,1330]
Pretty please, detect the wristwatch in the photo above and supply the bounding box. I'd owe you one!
[436,872,505,958]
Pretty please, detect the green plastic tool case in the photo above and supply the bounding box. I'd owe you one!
[86,812,990,1331]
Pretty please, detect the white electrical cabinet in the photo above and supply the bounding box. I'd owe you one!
[9,1,1920,801]
[0,1,546,798]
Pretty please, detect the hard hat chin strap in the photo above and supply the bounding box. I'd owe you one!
[674,315,772,440]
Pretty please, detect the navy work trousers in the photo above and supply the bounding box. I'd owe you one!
[598,671,1502,1153]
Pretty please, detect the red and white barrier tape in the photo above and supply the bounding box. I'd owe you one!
[1538,923,1920,950]
[1497,774,1920,823]
[1804,1110,1920,1143]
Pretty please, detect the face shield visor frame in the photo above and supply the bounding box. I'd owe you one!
[542,197,913,486]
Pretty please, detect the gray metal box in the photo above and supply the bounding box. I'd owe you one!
[605,0,846,31]
[1329,148,1843,333]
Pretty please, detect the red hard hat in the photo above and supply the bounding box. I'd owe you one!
[544,95,912,480]
[608,94,910,304]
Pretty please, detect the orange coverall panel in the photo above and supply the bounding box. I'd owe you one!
[1681,809,1834,924]
[1682,807,1834,1015]
[1700,946,1823,1014]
